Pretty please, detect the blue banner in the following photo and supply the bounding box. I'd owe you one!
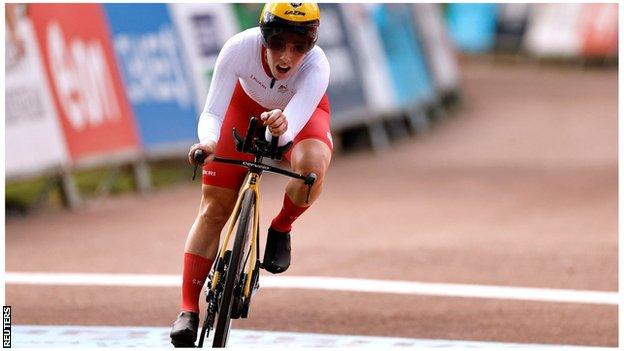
[104,4,198,151]
[447,4,499,53]
[371,4,434,107]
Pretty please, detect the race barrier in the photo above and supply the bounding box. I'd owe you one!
[5,16,69,180]
[29,4,141,167]
[494,4,530,54]
[6,3,462,208]
[104,4,199,158]
[446,4,499,53]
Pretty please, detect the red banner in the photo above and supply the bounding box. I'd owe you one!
[579,4,618,58]
[29,4,139,161]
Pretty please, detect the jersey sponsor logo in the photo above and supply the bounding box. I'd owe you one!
[250,74,267,90]
[203,170,216,177]
[277,84,288,93]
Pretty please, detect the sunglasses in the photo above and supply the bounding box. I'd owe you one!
[266,35,312,54]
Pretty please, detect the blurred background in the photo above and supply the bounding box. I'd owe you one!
[4,3,618,348]
[5,3,617,211]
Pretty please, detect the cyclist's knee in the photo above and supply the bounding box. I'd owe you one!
[291,140,331,182]
[198,187,237,227]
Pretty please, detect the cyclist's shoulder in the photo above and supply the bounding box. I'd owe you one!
[225,27,261,48]
[300,46,330,74]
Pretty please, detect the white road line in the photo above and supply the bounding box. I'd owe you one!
[12,325,602,348]
[5,272,619,305]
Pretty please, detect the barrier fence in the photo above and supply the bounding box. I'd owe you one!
[5,3,617,209]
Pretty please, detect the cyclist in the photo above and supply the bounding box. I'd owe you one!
[170,3,331,346]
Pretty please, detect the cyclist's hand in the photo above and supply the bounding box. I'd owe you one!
[188,142,216,166]
[261,109,288,137]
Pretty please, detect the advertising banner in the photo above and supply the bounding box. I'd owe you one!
[317,3,368,125]
[29,4,140,163]
[494,4,530,54]
[446,4,499,53]
[169,4,238,114]
[523,4,583,58]
[104,4,198,154]
[579,4,618,58]
[340,3,396,114]
[371,4,434,107]
[6,15,69,179]
[412,4,460,96]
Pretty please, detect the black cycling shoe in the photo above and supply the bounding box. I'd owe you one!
[262,227,291,274]
[170,311,199,347]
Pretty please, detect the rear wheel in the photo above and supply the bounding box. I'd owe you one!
[212,188,255,347]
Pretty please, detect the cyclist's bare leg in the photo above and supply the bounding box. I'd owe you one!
[172,184,238,345]
[263,139,331,273]
[286,138,332,206]
[185,185,238,258]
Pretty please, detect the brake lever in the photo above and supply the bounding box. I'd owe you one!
[192,150,207,181]
[304,173,317,204]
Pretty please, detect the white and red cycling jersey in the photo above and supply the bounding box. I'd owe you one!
[198,27,330,147]
[199,27,332,190]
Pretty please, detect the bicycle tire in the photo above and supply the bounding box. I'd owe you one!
[212,188,255,347]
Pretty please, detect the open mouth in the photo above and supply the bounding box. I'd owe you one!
[276,64,291,74]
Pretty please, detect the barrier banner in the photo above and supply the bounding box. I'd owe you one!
[6,15,68,179]
[29,4,139,162]
[340,3,396,114]
[447,4,499,53]
[371,4,434,107]
[523,4,583,58]
[495,4,530,53]
[411,4,460,96]
[579,4,618,58]
[169,4,238,114]
[317,3,368,122]
[104,4,198,153]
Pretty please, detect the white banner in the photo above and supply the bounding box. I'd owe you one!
[412,4,461,95]
[5,17,69,179]
[168,4,238,113]
[340,3,396,114]
[523,4,583,58]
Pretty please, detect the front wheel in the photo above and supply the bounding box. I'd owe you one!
[212,188,255,347]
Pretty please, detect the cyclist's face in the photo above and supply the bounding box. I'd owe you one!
[265,33,308,80]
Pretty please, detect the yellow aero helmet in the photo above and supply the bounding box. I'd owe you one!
[259,3,320,53]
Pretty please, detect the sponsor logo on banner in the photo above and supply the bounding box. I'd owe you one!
[113,26,193,109]
[29,4,139,161]
[104,4,199,150]
[190,14,221,56]
[168,4,238,112]
[46,22,121,131]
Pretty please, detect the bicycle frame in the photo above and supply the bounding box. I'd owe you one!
[194,117,317,347]
[210,170,261,299]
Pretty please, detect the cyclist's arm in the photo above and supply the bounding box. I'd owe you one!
[197,34,243,145]
[267,53,330,145]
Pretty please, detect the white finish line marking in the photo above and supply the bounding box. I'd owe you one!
[12,325,601,348]
[5,272,618,305]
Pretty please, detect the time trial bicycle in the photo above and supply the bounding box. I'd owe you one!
[190,117,316,348]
